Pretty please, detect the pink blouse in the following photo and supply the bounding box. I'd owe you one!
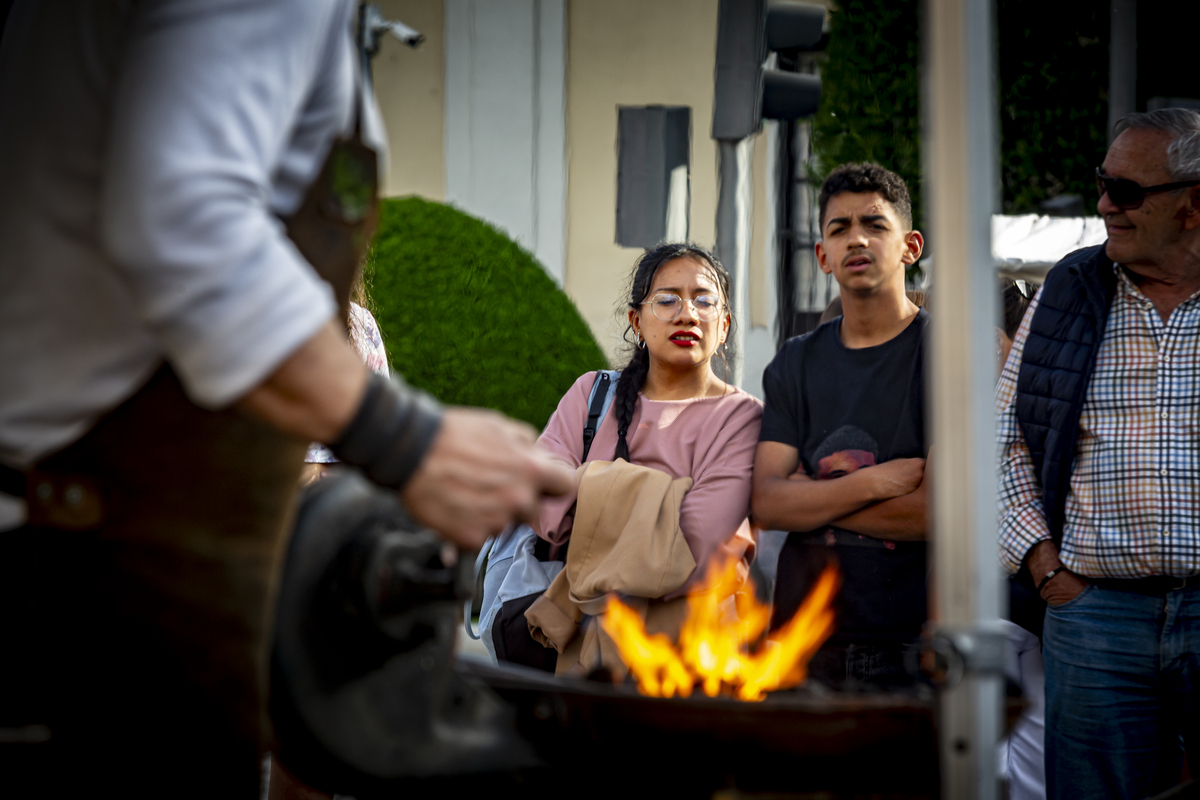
[534,372,763,588]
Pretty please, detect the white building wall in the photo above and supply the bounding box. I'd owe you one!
[444,0,567,284]
[374,0,447,201]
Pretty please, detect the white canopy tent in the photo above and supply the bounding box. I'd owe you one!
[920,214,1108,287]
[992,214,1107,279]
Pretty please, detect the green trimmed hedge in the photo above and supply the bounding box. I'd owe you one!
[365,197,609,431]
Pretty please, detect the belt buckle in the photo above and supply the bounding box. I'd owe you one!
[25,470,106,530]
[1167,575,1194,592]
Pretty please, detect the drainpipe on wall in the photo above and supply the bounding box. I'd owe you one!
[1108,0,1137,142]
[715,139,754,388]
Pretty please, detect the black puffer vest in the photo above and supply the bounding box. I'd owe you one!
[1014,243,1118,545]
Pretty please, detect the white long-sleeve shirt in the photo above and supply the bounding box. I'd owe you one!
[0,0,385,469]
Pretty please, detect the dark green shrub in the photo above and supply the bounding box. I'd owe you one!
[811,0,1109,222]
[365,197,609,431]
[808,0,922,280]
[997,0,1108,215]
[810,0,922,220]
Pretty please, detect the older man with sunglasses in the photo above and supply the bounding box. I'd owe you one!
[997,108,1200,799]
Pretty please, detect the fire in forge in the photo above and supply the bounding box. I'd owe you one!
[601,558,841,701]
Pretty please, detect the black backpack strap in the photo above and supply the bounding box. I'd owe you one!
[581,371,613,461]
[464,536,496,639]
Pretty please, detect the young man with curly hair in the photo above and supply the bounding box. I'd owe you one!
[752,162,930,686]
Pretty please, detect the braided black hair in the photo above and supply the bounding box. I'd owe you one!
[613,243,734,462]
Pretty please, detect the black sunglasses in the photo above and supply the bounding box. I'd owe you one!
[1095,167,1200,211]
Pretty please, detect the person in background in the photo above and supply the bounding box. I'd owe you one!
[995,276,1044,800]
[303,293,391,484]
[517,243,762,672]
[753,162,929,687]
[996,278,1035,373]
[0,4,571,797]
[997,108,1200,799]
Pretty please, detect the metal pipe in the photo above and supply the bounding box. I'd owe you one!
[716,138,754,387]
[1108,0,1138,142]
[774,117,799,349]
[924,0,1004,796]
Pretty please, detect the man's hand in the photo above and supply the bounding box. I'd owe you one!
[786,458,925,498]
[864,457,925,499]
[833,460,928,542]
[236,323,574,551]
[830,452,929,541]
[1040,570,1089,606]
[1026,539,1089,607]
[753,442,924,532]
[400,408,575,551]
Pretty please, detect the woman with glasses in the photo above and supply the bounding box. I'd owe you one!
[533,242,762,605]
[483,243,762,672]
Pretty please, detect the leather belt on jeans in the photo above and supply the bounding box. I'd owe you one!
[0,462,23,499]
[1092,574,1200,595]
[0,461,106,530]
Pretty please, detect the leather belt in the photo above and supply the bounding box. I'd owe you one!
[0,462,106,530]
[1092,575,1200,595]
[0,462,23,498]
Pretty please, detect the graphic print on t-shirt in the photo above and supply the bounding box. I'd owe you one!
[761,312,930,645]
[809,425,896,552]
[813,425,878,480]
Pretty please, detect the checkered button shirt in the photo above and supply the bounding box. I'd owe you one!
[997,266,1200,579]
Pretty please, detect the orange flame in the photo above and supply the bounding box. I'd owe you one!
[599,559,840,701]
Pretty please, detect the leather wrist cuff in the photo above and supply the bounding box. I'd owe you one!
[330,373,443,490]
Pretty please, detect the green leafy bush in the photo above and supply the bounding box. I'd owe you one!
[810,0,1109,222]
[809,0,922,228]
[808,0,922,281]
[997,0,1108,215]
[365,197,609,430]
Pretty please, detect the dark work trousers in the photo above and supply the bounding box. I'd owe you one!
[1042,582,1200,800]
[0,366,306,799]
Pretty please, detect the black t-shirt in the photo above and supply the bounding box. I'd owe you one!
[760,310,929,646]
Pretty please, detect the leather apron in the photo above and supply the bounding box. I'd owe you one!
[0,76,379,799]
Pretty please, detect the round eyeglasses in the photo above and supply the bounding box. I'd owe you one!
[1096,167,1200,211]
[640,293,722,322]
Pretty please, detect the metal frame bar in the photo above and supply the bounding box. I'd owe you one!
[925,0,1004,797]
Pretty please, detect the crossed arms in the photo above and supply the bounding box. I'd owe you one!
[751,441,929,540]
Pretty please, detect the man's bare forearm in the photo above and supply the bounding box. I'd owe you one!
[751,470,885,532]
[1024,539,1089,606]
[235,320,369,442]
[1024,539,1062,580]
[833,482,926,540]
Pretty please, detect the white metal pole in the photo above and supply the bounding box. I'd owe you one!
[925,0,1004,797]
[716,138,754,388]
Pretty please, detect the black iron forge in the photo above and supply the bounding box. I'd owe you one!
[270,470,535,796]
[271,471,957,799]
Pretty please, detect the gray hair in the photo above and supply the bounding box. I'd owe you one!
[1113,108,1200,182]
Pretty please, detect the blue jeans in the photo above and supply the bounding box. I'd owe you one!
[1042,583,1200,800]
